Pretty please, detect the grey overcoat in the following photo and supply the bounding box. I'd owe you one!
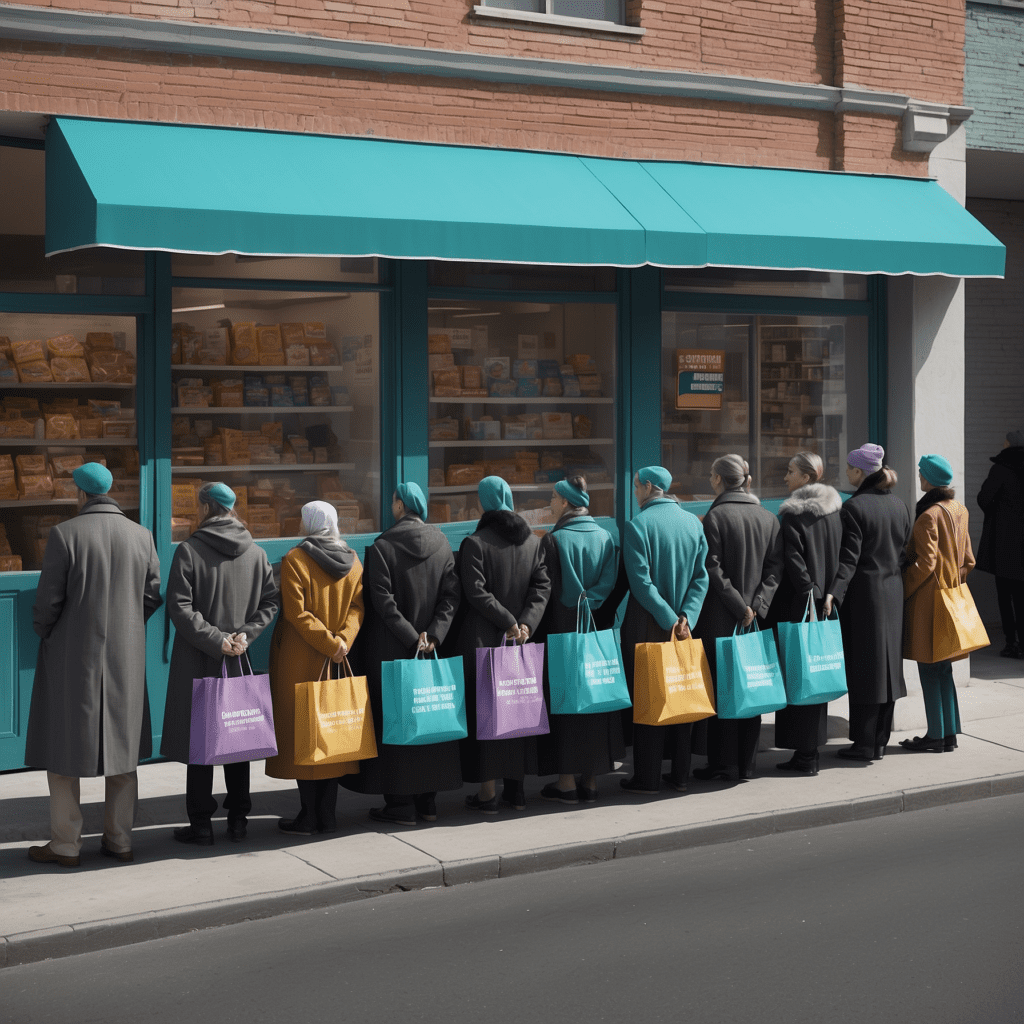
[26,497,162,777]
[160,516,279,764]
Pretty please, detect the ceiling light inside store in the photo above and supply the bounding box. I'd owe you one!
[171,303,227,313]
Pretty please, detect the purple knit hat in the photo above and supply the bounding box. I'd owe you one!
[847,443,885,473]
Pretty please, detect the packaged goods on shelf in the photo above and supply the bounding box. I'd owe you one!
[88,350,135,382]
[428,468,445,488]
[533,468,565,484]
[308,344,336,366]
[256,326,283,356]
[568,354,597,374]
[102,419,132,438]
[428,353,455,374]
[541,378,562,397]
[487,379,517,398]
[462,388,489,398]
[432,368,461,392]
[514,379,539,398]
[501,414,543,441]
[483,357,510,381]
[15,455,46,476]
[559,367,581,397]
[178,385,213,408]
[577,374,602,396]
[5,397,39,414]
[46,335,85,358]
[12,339,46,365]
[210,380,243,407]
[229,323,258,365]
[85,332,115,350]
[79,418,103,439]
[49,455,84,478]
[44,414,80,440]
[0,555,23,571]
[201,328,229,365]
[446,464,485,487]
[260,422,283,447]
[18,361,54,383]
[0,356,17,382]
[279,323,304,347]
[572,414,592,439]
[429,417,460,441]
[461,365,484,390]
[17,473,54,500]
[88,399,121,418]
[303,322,327,342]
[170,517,194,542]
[284,344,310,366]
[428,501,451,523]
[512,359,538,379]
[0,418,38,439]
[0,456,17,500]
[172,481,201,516]
[203,438,224,465]
[466,419,500,441]
[171,447,204,467]
[541,412,573,439]
[288,377,309,405]
[428,334,453,355]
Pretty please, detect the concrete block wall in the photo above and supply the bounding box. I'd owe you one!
[965,2,1024,153]
[964,197,1024,631]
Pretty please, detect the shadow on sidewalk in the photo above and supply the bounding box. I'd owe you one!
[969,647,1024,682]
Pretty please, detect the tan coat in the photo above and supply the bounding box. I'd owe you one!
[903,499,975,663]
[266,546,365,780]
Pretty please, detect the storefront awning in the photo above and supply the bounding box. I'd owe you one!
[46,117,1005,278]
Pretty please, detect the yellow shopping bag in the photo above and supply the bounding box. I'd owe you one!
[632,638,716,726]
[932,583,990,662]
[294,658,378,766]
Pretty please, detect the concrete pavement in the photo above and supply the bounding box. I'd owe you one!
[2,648,1022,969]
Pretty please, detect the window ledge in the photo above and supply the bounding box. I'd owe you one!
[471,6,645,38]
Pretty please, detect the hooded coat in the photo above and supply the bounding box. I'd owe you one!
[454,509,551,782]
[342,515,463,796]
[976,446,1024,581]
[829,478,912,706]
[161,516,279,764]
[26,497,162,777]
[266,538,364,781]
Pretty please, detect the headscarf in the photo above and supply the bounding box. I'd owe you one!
[555,478,589,508]
[72,462,112,496]
[396,481,428,520]
[479,475,514,513]
[198,481,236,509]
[847,443,885,473]
[918,454,953,487]
[636,466,672,491]
[299,500,355,579]
[301,500,339,536]
[1007,430,1024,447]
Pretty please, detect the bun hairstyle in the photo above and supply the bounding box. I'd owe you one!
[712,453,752,492]
[791,451,823,483]
[875,466,899,490]
[568,474,587,496]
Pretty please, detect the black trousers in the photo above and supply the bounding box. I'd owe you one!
[631,723,692,790]
[774,703,828,754]
[384,791,437,809]
[848,701,895,751]
[185,762,251,827]
[995,577,1024,646]
[706,716,762,775]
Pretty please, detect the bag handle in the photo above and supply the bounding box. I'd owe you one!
[803,591,818,623]
[220,653,255,678]
[576,593,597,635]
[317,658,343,681]
[935,502,968,591]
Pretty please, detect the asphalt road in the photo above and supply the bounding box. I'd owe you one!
[4,794,1023,1024]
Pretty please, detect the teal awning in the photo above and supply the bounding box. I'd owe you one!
[46,117,1005,278]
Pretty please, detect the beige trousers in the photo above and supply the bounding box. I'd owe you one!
[47,771,138,857]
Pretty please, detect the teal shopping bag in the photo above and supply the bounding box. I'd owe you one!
[777,596,848,705]
[382,652,468,746]
[715,623,787,719]
[548,597,631,715]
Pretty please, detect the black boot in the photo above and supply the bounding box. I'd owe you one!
[315,778,340,834]
[279,780,319,835]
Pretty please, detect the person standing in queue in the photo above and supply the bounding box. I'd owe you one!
[25,463,162,868]
[901,455,976,753]
[458,476,551,814]
[267,500,364,835]
[343,482,462,825]
[825,444,911,762]
[975,429,1024,660]
[162,482,279,845]
[768,451,843,776]
[534,476,622,805]
[619,466,709,795]
[691,455,783,782]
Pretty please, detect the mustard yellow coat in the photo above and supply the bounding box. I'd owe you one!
[903,500,975,663]
[266,547,365,780]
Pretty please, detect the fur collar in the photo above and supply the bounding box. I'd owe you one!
[477,508,532,545]
[779,483,843,518]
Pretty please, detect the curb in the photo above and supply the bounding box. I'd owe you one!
[3,770,1023,970]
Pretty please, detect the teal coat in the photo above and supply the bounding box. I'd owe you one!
[550,515,618,610]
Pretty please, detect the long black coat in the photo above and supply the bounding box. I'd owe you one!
[829,482,912,705]
[161,516,280,764]
[26,498,162,777]
[342,515,463,796]
[976,445,1024,581]
[454,509,551,782]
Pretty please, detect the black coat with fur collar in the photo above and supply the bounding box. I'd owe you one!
[767,483,844,624]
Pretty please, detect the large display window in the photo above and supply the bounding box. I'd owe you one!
[168,286,381,540]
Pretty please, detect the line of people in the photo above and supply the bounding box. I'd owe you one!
[23,441,981,864]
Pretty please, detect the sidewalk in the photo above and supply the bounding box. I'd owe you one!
[2,649,1022,969]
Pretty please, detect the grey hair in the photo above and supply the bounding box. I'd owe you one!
[790,451,824,483]
[712,454,752,491]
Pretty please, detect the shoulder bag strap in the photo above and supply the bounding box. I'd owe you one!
[935,503,966,590]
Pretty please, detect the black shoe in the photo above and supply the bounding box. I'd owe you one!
[874,745,886,760]
[369,806,417,827]
[661,773,688,793]
[836,745,874,762]
[692,764,732,781]
[999,643,1022,659]
[226,818,247,842]
[414,795,437,822]
[899,735,945,753]
[576,784,598,804]
[173,825,214,846]
[776,753,819,776]
[944,734,958,751]
[465,793,500,815]
[619,777,659,795]
[100,839,134,863]
[278,816,318,836]
[501,782,526,811]
[540,783,580,805]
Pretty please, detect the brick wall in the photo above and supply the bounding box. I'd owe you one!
[964,197,1024,628]
[965,2,1024,153]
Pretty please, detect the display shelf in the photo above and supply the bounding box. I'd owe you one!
[0,499,140,509]
[0,382,136,390]
[430,482,614,495]
[171,365,342,374]
[171,462,355,474]
[428,438,613,449]
[0,438,137,447]
[428,396,613,406]
[171,405,354,415]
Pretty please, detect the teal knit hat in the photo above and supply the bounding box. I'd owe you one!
[198,481,237,509]
[919,454,953,487]
[478,475,514,513]
[637,466,672,491]
[555,478,589,508]
[396,481,428,519]
[72,462,112,496]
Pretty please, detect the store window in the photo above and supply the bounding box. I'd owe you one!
[427,293,617,528]
[0,146,145,295]
[171,253,380,285]
[478,0,626,23]
[664,268,867,301]
[661,311,869,501]
[168,287,380,541]
[1,313,140,571]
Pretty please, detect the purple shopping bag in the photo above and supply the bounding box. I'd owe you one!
[475,640,550,741]
[189,655,278,765]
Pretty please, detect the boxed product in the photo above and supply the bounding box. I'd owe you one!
[171,447,204,467]
[256,326,283,355]
[516,379,541,398]
[578,374,602,396]
[52,478,79,499]
[177,385,213,408]
[559,367,581,398]
[212,379,244,407]
[541,412,574,439]
[288,376,309,406]
[541,378,563,397]
[501,414,543,441]
[429,353,455,373]
[309,384,333,407]
[78,418,103,439]
[466,419,501,441]
[533,468,566,484]
[88,350,135,382]
[17,472,54,500]
[171,517,195,542]
[483,357,510,381]
[429,417,460,441]
[260,421,283,447]
[488,379,517,398]
[270,386,294,407]
[86,333,115,350]
[572,414,592,439]
[0,418,39,439]
[538,359,561,378]
[461,388,490,399]
[171,481,200,516]
[203,437,225,465]
[230,323,259,365]
[201,328,230,365]
[428,334,453,355]
[285,344,310,366]
[512,359,538,379]
[47,334,84,358]
[568,353,597,374]
[303,322,327,342]
[0,455,16,500]
[0,356,17,383]
[102,419,132,438]
[445,464,485,486]
[12,339,45,365]
[428,501,451,523]
[5,397,40,414]
[460,365,484,390]
[45,414,80,440]
[0,556,23,572]
[280,323,305,347]
[16,455,47,476]
[308,344,336,366]
[18,361,53,383]
[432,368,461,393]
[429,468,445,488]
[88,399,121,418]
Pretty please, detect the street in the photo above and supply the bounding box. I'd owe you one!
[3,794,1022,1024]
